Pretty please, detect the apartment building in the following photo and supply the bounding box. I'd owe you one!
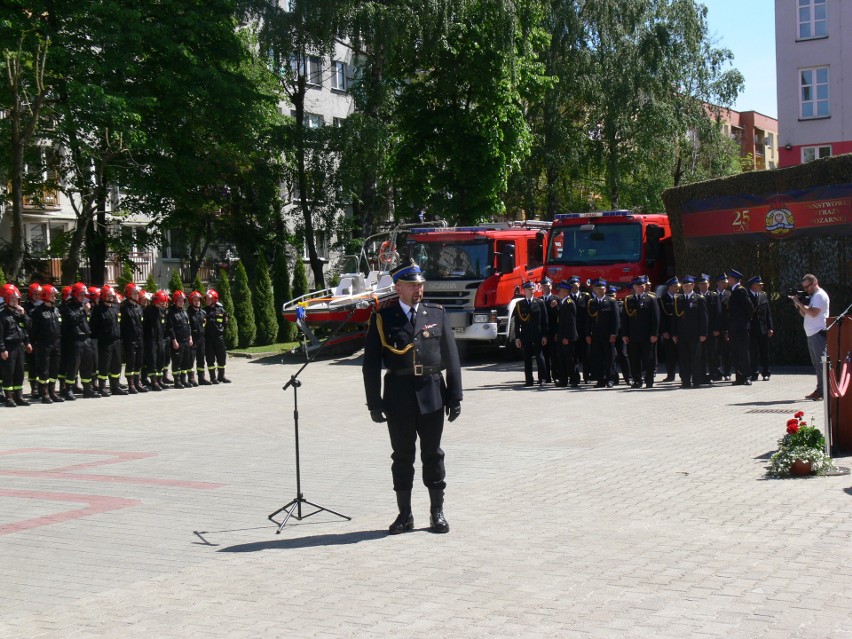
[717,108,780,170]
[775,0,852,167]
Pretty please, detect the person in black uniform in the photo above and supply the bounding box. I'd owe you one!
[23,282,42,400]
[726,269,754,386]
[90,284,127,397]
[61,282,99,400]
[554,280,579,387]
[362,259,462,535]
[747,275,773,381]
[567,276,591,383]
[658,277,679,382]
[29,284,64,404]
[697,274,720,383]
[166,290,193,389]
[513,280,549,387]
[713,274,731,380]
[671,275,709,388]
[144,290,169,391]
[610,285,632,386]
[120,283,147,394]
[586,278,620,388]
[622,275,659,388]
[187,290,210,385]
[204,289,231,384]
[540,277,559,384]
[0,284,33,407]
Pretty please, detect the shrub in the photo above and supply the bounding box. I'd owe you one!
[218,267,238,349]
[252,254,278,346]
[273,249,297,342]
[168,268,183,295]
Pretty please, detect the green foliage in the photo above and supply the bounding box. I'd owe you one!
[768,414,835,478]
[217,267,239,349]
[0,265,6,285]
[292,254,309,300]
[145,271,158,295]
[272,248,297,342]
[168,269,184,295]
[115,262,135,292]
[252,253,278,346]
[231,260,256,348]
[191,272,204,296]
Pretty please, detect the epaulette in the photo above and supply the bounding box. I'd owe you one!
[646,292,657,298]
[422,301,444,310]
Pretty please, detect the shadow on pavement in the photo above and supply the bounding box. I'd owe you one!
[217,529,388,552]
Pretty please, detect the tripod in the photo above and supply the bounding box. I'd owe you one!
[268,305,363,533]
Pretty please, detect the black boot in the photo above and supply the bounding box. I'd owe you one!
[99,378,111,398]
[110,378,128,396]
[30,380,40,401]
[197,370,212,386]
[126,377,138,395]
[428,488,449,533]
[83,382,100,399]
[209,369,219,385]
[173,373,185,389]
[218,368,231,383]
[135,375,148,393]
[14,390,31,407]
[161,371,174,385]
[388,490,414,535]
[4,391,17,408]
[149,375,162,391]
[49,382,64,403]
[40,383,53,405]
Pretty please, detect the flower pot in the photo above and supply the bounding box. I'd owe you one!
[790,459,813,476]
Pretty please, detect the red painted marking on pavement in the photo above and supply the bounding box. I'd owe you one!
[0,489,139,536]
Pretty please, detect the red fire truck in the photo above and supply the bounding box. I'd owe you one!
[406,221,551,348]
[543,211,673,296]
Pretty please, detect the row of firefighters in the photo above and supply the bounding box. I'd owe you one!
[512,270,772,389]
[0,281,232,408]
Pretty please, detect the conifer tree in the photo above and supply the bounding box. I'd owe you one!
[192,272,204,295]
[168,268,184,295]
[145,271,158,295]
[0,265,8,285]
[292,253,309,301]
[116,262,135,291]
[252,253,278,346]
[218,267,239,349]
[272,249,296,342]
[232,260,256,347]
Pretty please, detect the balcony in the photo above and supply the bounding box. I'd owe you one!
[34,251,153,285]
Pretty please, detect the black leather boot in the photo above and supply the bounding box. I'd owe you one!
[388,490,414,535]
[218,368,231,383]
[14,390,31,406]
[135,375,149,393]
[99,378,111,397]
[40,383,53,405]
[30,380,40,401]
[49,382,64,403]
[83,382,100,399]
[209,369,219,385]
[4,391,17,408]
[428,488,449,533]
[197,370,211,385]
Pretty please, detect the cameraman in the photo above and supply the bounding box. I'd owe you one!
[790,274,830,400]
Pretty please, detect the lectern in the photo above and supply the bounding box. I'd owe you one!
[826,316,852,454]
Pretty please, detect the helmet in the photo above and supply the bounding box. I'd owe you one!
[71,282,88,299]
[62,285,73,301]
[1,283,22,303]
[100,284,114,300]
[124,282,138,299]
[40,284,58,303]
[28,282,42,299]
[189,290,203,302]
[153,290,169,305]
[87,286,101,301]
[172,290,186,304]
[205,289,219,304]
[138,289,149,304]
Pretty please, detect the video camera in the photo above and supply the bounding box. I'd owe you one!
[787,288,810,305]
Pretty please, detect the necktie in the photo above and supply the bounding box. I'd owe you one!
[409,307,416,326]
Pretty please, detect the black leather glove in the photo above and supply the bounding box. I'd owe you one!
[370,410,387,423]
[446,405,461,422]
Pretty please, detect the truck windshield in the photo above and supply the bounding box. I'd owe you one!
[410,240,492,280]
[546,223,642,265]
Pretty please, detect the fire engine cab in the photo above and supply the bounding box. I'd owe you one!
[543,211,673,296]
[406,221,551,348]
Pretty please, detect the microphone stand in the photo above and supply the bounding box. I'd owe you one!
[267,303,369,533]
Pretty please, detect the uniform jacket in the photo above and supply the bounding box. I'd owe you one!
[513,297,548,343]
[120,299,144,341]
[205,303,228,340]
[716,289,731,333]
[60,300,91,340]
[187,305,207,340]
[557,297,578,343]
[362,301,462,417]
[672,293,709,341]
[0,306,30,351]
[30,304,62,348]
[748,290,773,335]
[90,302,121,342]
[166,305,191,342]
[143,304,166,342]
[622,292,660,342]
[569,291,590,339]
[703,290,722,333]
[541,293,560,338]
[727,285,754,334]
[587,295,620,340]
[659,291,677,335]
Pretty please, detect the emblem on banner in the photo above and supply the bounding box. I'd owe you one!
[765,207,795,236]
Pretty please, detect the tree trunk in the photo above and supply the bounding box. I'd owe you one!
[90,190,107,285]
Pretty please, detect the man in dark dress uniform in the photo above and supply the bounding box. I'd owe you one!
[586,278,620,388]
[658,277,680,382]
[726,269,754,385]
[622,276,659,388]
[513,280,549,387]
[671,275,709,388]
[567,276,591,383]
[698,274,721,383]
[363,259,463,535]
[610,285,632,385]
[554,280,579,387]
[713,274,731,380]
[747,275,774,381]
[540,278,559,384]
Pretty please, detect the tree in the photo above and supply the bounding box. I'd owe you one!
[231,261,255,348]
[115,262,135,292]
[252,253,278,346]
[168,269,183,295]
[218,267,238,349]
[145,271,158,295]
[192,272,204,295]
[291,253,309,301]
[272,247,296,342]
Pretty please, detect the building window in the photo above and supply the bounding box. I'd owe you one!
[302,230,329,260]
[798,0,827,39]
[332,117,345,128]
[162,228,188,261]
[800,67,829,118]
[306,112,324,128]
[27,223,48,254]
[307,55,322,87]
[766,132,774,149]
[802,145,831,163]
[331,61,346,91]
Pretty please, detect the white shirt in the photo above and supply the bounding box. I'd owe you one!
[398,301,418,323]
[804,287,830,337]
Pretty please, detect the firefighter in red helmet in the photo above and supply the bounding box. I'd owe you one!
[187,290,209,385]
[0,284,33,407]
[29,285,65,403]
[204,289,230,383]
[119,282,146,394]
[60,282,99,400]
[23,282,42,399]
[90,284,126,396]
[166,290,192,389]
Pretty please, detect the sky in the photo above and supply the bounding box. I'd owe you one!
[701,0,778,118]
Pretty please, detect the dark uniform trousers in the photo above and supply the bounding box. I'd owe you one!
[98,339,122,382]
[556,298,579,386]
[659,293,678,378]
[541,294,560,382]
[66,338,96,385]
[623,292,659,386]
[748,291,772,378]
[587,296,620,384]
[363,302,462,493]
[513,297,548,385]
[727,285,754,382]
[673,294,708,387]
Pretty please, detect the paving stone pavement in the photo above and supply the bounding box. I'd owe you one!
[1,352,851,638]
